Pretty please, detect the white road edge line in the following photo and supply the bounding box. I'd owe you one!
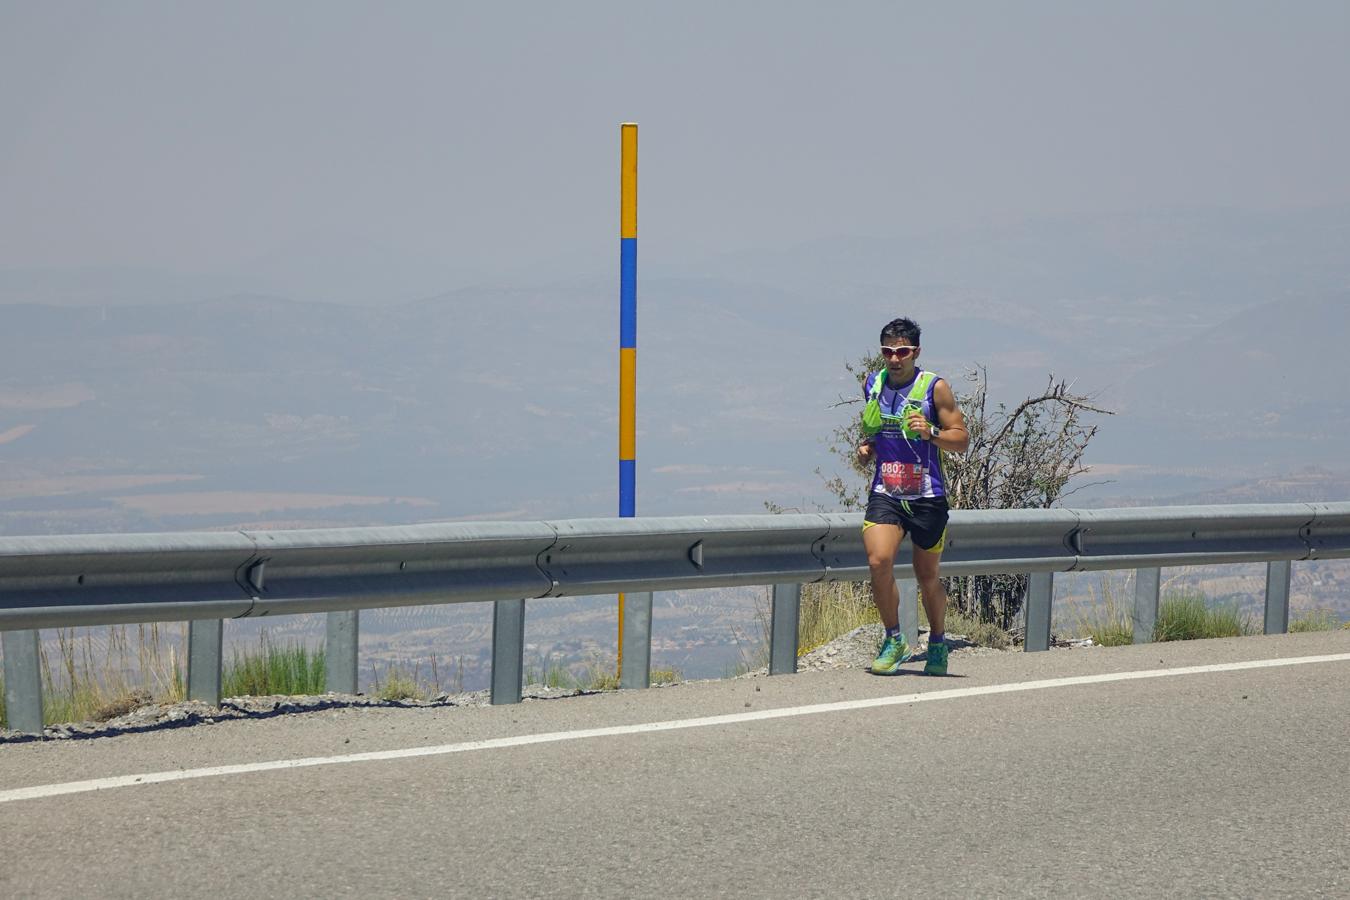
[4,652,1348,805]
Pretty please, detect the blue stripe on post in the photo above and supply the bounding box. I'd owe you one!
[619,459,635,517]
[620,237,637,348]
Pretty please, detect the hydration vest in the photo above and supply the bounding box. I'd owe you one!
[862,369,938,438]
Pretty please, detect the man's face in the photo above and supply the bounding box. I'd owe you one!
[880,339,920,378]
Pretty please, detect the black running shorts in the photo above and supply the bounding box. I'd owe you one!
[862,494,950,552]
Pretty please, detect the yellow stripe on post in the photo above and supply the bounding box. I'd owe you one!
[620,123,638,240]
[619,347,636,459]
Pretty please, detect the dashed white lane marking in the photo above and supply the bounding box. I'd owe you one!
[3,652,1347,805]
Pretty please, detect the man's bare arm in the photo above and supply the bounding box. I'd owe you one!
[906,378,969,453]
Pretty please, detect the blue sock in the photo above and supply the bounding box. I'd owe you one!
[885,625,902,639]
[929,632,944,645]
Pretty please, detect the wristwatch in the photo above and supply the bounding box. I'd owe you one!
[928,425,940,441]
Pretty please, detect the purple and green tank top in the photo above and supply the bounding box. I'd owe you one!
[862,367,948,500]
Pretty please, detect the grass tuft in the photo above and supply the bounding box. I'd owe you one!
[525,659,577,690]
[222,634,325,697]
[34,624,186,726]
[1067,577,1134,647]
[1087,619,1134,647]
[370,662,425,701]
[1289,609,1338,633]
[584,667,621,691]
[649,668,681,686]
[940,607,1014,649]
[1154,592,1253,642]
[796,581,879,654]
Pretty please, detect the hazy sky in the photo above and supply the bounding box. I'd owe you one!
[3,1,1348,284]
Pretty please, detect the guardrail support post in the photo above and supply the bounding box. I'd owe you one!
[898,578,920,649]
[187,619,223,705]
[1264,560,1291,635]
[769,583,801,675]
[491,599,526,705]
[1132,568,1160,644]
[2,629,43,734]
[1024,572,1054,652]
[325,610,359,694]
[620,591,654,689]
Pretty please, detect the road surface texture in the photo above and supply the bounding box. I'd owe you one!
[2,631,1347,898]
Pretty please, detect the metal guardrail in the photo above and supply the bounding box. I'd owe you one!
[3,502,1348,734]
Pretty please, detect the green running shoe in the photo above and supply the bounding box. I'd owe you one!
[870,634,911,675]
[924,641,949,676]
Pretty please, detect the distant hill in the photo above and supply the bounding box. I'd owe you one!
[1074,466,1350,509]
[695,205,1350,314]
[2,206,1347,532]
[1168,467,1350,506]
[1088,292,1350,466]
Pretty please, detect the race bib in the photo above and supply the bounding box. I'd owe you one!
[880,461,925,495]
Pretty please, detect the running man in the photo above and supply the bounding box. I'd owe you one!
[857,317,969,675]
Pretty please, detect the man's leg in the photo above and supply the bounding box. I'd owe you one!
[864,522,913,674]
[912,543,951,675]
[863,522,904,628]
[911,543,946,637]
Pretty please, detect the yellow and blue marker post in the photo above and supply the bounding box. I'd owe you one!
[618,122,637,669]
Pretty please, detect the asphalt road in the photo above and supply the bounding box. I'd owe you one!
[2,631,1348,899]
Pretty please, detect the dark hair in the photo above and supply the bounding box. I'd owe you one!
[880,317,921,346]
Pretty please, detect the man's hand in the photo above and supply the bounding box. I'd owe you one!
[856,442,875,465]
[906,410,931,438]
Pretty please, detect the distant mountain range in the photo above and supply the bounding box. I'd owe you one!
[1,205,1347,533]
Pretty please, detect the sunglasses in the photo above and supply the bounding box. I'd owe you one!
[880,345,918,359]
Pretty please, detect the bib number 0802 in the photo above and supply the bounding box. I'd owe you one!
[880,461,925,495]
